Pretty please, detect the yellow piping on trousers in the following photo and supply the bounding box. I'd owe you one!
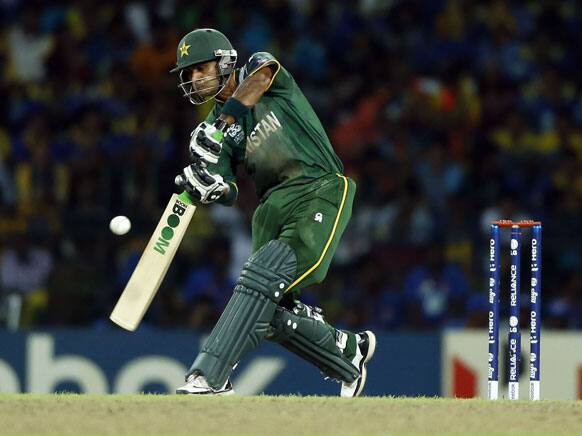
[286,174,348,291]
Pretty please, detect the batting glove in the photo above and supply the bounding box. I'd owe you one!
[189,120,228,164]
[175,162,228,204]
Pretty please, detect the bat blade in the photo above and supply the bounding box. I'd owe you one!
[110,192,195,331]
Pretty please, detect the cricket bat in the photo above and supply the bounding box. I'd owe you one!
[110,191,196,331]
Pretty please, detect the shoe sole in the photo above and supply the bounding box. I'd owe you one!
[176,388,235,396]
[353,330,376,397]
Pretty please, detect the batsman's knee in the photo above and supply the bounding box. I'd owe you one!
[237,240,297,302]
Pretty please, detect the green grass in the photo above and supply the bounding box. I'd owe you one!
[1,394,582,435]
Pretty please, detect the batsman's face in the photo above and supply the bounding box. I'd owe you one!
[178,60,227,105]
[189,61,221,97]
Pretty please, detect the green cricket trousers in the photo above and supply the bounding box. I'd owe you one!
[251,173,356,297]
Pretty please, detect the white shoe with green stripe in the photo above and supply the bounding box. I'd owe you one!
[340,331,376,397]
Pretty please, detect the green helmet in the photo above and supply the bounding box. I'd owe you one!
[171,29,237,105]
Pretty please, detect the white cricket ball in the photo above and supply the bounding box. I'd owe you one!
[109,215,132,235]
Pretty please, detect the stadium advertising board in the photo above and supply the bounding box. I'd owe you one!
[0,330,439,396]
[443,330,582,399]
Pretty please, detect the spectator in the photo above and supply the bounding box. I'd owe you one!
[0,232,53,327]
[6,5,54,83]
[404,243,469,329]
[0,0,578,330]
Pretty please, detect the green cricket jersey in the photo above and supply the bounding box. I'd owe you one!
[205,52,343,201]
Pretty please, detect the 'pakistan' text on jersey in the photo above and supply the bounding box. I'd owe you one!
[205,52,343,200]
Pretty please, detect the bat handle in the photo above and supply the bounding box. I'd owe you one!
[177,190,195,205]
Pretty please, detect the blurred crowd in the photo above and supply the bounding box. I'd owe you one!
[0,0,580,332]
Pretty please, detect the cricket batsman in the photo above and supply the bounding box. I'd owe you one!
[172,28,376,397]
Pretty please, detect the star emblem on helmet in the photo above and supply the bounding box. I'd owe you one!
[179,41,191,57]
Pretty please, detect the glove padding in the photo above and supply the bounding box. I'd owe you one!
[189,121,227,164]
[175,162,228,204]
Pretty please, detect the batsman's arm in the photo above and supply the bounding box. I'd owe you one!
[205,132,239,206]
[217,66,275,126]
[232,67,274,105]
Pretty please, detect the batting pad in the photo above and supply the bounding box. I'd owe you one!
[268,304,359,383]
[188,240,296,388]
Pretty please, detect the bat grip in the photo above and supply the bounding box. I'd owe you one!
[178,190,195,205]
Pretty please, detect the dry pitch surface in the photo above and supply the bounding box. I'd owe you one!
[1,394,582,435]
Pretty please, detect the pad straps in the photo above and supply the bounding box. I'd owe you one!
[268,303,359,383]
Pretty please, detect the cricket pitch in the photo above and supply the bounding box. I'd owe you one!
[1,394,581,434]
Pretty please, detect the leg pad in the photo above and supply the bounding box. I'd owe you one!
[189,240,297,388]
[268,302,359,383]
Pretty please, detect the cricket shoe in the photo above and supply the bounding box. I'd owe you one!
[340,331,376,397]
[176,374,235,395]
